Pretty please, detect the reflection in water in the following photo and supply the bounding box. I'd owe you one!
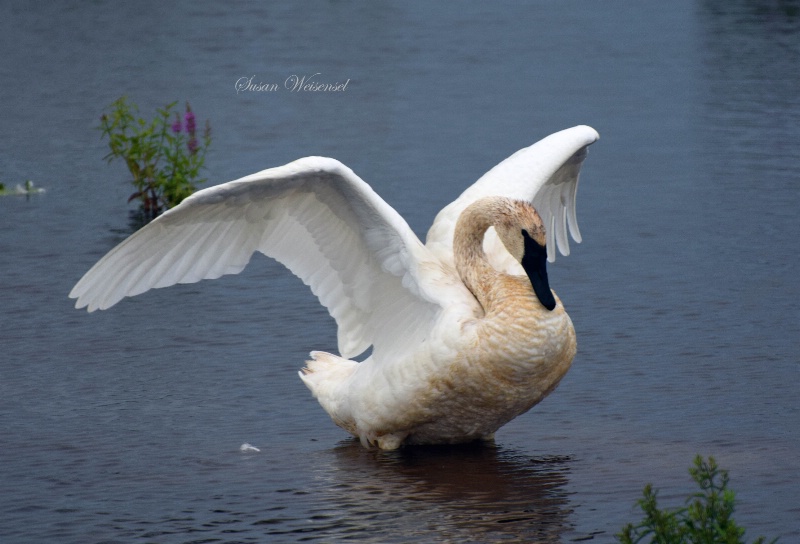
[300,440,573,542]
[91,442,573,543]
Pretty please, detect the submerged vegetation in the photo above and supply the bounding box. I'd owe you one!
[618,456,776,544]
[99,97,211,222]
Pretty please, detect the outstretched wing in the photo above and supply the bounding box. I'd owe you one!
[426,125,599,268]
[70,157,446,360]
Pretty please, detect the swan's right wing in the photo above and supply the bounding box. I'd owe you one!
[426,125,599,268]
[70,157,459,362]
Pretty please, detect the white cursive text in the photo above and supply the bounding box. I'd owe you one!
[235,75,280,94]
[285,73,350,92]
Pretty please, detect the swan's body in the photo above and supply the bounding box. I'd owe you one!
[70,125,599,450]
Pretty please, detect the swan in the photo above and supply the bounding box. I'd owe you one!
[70,125,599,450]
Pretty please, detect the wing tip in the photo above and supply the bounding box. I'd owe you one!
[69,294,98,313]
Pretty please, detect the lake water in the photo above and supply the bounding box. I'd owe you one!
[1,1,798,542]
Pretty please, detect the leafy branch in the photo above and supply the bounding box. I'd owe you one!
[618,456,777,544]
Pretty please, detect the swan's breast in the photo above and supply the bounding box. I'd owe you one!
[473,293,573,399]
[477,296,575,393]
[404,277,576,443]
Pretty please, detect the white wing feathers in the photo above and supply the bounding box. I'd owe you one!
[70,157,442,360]
[425,125,599,266]
[71,126,598,363]
[532,140,591,261]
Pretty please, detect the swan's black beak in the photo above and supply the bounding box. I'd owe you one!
[521,230,556,311]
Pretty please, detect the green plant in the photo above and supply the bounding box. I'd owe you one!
[618,456,776,544]
[0,180,43,196]
[99,96,211,220]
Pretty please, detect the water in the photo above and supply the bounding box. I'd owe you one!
[1,1,798,542]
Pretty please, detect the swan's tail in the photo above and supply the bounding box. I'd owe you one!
[299,351,357,381]
[299,352,408,450]
[298,351,359,435]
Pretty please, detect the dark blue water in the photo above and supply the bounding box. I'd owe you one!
[1,1,798,542]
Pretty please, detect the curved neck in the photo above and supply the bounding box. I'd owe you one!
[453,203,504,312]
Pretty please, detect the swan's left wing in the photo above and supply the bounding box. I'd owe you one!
[70,157,452,362]
[426,125,599,267]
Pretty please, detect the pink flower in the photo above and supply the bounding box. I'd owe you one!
[171,114,182,133]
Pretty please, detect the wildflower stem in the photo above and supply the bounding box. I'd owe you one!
[98,97,211,223]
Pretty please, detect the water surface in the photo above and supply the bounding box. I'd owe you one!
[1,1,798,542]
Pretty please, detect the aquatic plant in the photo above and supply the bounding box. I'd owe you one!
[0,180,45,196]
[618,456,776,544]
[99,97,211,221]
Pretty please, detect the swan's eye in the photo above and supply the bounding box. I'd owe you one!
[521,228,543,248]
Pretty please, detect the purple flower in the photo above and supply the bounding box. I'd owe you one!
[171,114,182,133]
[187,137,198,155]
[184,110,196,136]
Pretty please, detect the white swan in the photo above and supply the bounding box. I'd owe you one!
[70,125,599,450]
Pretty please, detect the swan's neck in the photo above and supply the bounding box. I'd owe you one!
[453,203,507,312]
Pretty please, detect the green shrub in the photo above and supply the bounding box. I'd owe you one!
[99,97,211,221]
[618,456,776,544]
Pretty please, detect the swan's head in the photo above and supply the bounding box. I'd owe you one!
[494,201,556,311]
